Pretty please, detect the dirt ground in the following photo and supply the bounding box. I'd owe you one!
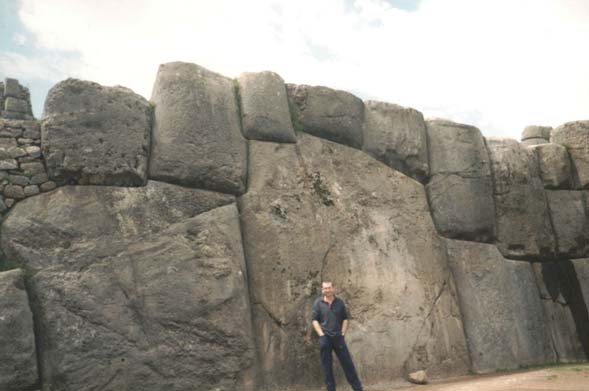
[387,364,589,391]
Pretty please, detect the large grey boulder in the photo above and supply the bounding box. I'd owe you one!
[445,240,554,373]
[0,269,39,390]
[521,125,551,146]
[239,134,470,389]
[533,261,589,362]
[237,71,296,143]
[425,120,495,242]
[527,143,573,189]
[362,101,429,182]
[287,84,364,149]
[149,62,248,195]
[551,120,589,189]
[486,138,556,260]
[1,184,255,391]
[546,191,589,258]
[42,78,152,186]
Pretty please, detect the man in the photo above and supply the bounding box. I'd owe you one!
[311,281,363,391]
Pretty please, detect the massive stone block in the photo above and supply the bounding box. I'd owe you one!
[546,191,589,258]
[362,101,429,182]
[1,184,255,391]
[287,84,364,149]
[527,143,573,189]
[42,79,152,186]
[533,261,589,362]
[445,240,554,373]
[239,134,469,389]
[237,71,296,143]
[486,138,556,260]
[521,125,551,146]
[551,120,589,189]
[149,62,248,195]
[0,269,38,390]
[425,120,495,242]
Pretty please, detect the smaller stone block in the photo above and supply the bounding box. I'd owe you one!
[4,185,25,199]
[4,97,29,113]
[522,138,549,146]
[551,120,589,189]
[0,159,18,170]
[238,71,296,143]
[24,185,39,197]
[29,173,48,185]
[40,181,57,192]
[5,198,14,208]
[522,125,551,141]
[10,175,29,186]
[287,83,364,149]
[4,78,21,98]
[20,162,45,176]
[8,147,26,158]
[24,146,41,158]
[527,143,572,189]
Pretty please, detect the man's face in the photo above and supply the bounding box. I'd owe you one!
[322,282,334,298]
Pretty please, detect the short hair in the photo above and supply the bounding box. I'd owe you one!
[322,281,334,287]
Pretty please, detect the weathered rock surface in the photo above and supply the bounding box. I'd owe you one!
[522,125,551,142]
[546,191,589,258]
[42,78,152,186]
[486,138,556,260]
[239,134,469,389]
[0,269,39,391]
[362,101,429,182]
[533,261,589,362]
[425,120,495,242]
[551,120,589,189]
[149,62,247,194]
[1,184,255,391]
[527,143,573,189]
[237,71,296,143]
[407,370,428,385]
[287,84,364,149]
[445,239,554,373]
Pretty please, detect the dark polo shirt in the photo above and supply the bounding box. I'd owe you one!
[311,296,348,337]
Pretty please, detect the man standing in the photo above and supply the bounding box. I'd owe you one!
[312,281,363,391]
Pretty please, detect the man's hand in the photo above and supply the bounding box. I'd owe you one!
[312,320,324,336]
[342,319,348,337]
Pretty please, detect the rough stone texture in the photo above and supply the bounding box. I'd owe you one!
[1,184,256,391]
[149,62,247,195]
[425,120,495,242]
[486,138,556,260]
[522,125,551,142]
[527,143,573,189]
[362,101,429,182]
[551,120,589,189]
[239,134,469,389]
[0,269,39,391]
[4,78,22,98]
[533,261,589,362]
[546,191,589,258]
[42,78,152,186]
[445,239,554,373]
[237,71,296,143]
[40,181,56,192]
[408,370,428,385]
[521,137,549,146]
[4,184,25,199]
[5,97,29,113]
[287,84,364,149]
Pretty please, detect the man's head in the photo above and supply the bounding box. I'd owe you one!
[322,281,335,299]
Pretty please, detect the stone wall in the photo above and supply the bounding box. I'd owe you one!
[1,65,589,391]
[0,78,34,120]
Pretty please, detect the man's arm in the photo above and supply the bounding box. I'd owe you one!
[342,319,348,336]
[312,320,324,336]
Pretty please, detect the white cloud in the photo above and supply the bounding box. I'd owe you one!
[16,0,589,138]
[13,33,28,45]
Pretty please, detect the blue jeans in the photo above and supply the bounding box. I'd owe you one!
[319,335,363,391]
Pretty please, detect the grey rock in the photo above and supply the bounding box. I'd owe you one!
[0,137,17,148]
[39,181,57,192]
[5,198,14,208]
[149,62,247,195]
[10,175,29,186]
[29,173,48,185]
[24,145,41,158]
[4,185,25,200]
[445,239,555,373]
[1,110,31,120]
[486,137,556,260]
[239,134,470,388]
[4,97,29,113]
[407,370,428,385]
[23,185,39,197]
[0,159,18,170]
[42,78,152,186]
[4,78,22,98]
[546,191,589,258]
[17,138,34,144]
[237,71,296,143]
[0,127,23,138]
[522,137,549,146]
[532,261,588,362]
[527,143,572,189]
[425,120,495,242]
[362,101,429,181]
[522,125,551,141]
[287,84,364,149]
[0,269,38,391]
[552,120,589,189]
[20,162,45,176]
[8,146,27,158]
[23,125,40,139]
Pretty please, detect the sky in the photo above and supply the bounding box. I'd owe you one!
[1,0,588,140]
